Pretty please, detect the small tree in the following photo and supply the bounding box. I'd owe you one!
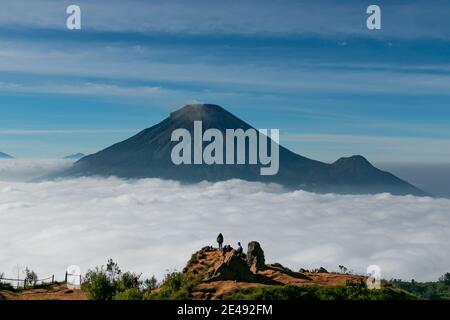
[106,259,121,282]
[118,272,142,291]
[82,267,116,300]
[24,268,38,287]
[82,260,144,300]
[339,265,348,274]
[439,272,450,285]
[143,276,158,291]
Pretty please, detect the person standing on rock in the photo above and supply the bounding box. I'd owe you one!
[236,242,243,255]
[217,233,224,250]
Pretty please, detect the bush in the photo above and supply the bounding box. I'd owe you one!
[389,274,450,300]
[439,273,450,285]
[82,267,117,300]
[82,259,144,300]
[145,272,200,300]
[0,281,14,291]
[143,276,158,291]
[113,288,144,300]
[117,271,141,292]
[222,281,415,300]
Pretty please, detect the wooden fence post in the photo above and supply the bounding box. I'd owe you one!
[65,271,68,284]
[52,275,55,284]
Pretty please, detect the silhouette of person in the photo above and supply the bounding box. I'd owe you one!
[217,233,224,250]
[236,242,243,254]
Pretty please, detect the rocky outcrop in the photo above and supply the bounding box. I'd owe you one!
[267,263,312,280]
[317,267,329,273]
[183,246,215,273]
[205,250,255,282]
[246,241,265,272]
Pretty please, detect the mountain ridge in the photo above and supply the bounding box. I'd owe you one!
[64,153,86,160]
[57,103,426,196]
[0,151,14,159]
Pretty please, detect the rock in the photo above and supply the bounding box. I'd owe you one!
[246,241,265,272]
[206,250,255,282]
[317,267,328,273]
[266,264,313,281]
[267,263,288,273]
[299,268,308,273]
[183,246,215,273]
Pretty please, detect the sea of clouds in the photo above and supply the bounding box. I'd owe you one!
[0,159,73,182]
[1,159,450,282]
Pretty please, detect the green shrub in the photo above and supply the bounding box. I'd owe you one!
[143,276,158,291]
[82,267,116,300]
[223,281,415,300]
[82,259,144,300]
[389,273,450,300]
[116,271,141,292]
[113,288,144,300]
[145,272,200,300]
[0,282,14,291]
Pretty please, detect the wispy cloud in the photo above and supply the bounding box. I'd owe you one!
[0,129,138,135]
[0,81,165,97]
[283,133,450,163]
[2,40,450,97]
[1,0,450,39]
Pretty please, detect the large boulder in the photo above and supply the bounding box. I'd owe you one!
[205,250,254,282]
[317,267,329,273]
[246,241,265,272]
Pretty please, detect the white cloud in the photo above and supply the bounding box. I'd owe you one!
[0,81,165,98]
[0,159,73,182]
[0,168,449,283]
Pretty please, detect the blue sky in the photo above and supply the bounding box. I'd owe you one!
[0,0,449,162]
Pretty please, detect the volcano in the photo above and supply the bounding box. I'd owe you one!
[57,104,425,196]
[0,151,14,159]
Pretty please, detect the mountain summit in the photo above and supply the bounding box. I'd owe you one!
[64,153,86,160]
[0,151,14,159]
[58,104,425,196]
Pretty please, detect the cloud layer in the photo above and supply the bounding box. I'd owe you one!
[0,159,73,182]
[1,172,450,282]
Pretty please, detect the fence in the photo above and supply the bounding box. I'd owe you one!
[0,275,55,289]
[64,271,82,287]
[0,271,83,289]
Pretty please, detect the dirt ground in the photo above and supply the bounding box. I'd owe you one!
[0,283,87,300]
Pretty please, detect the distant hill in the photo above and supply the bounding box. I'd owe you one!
[56,103,426,196]
[64,153,86,160]
[0,151,14,159]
